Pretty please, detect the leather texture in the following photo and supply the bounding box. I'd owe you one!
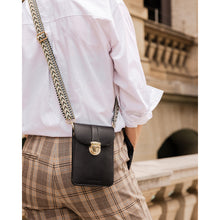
[71,123,115,186]
[122,128,134,170]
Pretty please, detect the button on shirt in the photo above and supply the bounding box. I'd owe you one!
[22,0,164,137]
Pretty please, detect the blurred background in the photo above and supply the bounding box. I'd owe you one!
[124,0,198,219]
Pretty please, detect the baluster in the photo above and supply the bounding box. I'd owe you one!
[178,51,187,67]
[163,39,172,67]
[147,34,157,60]
[153,185,180,220]
[156,36,165,65]
[171,41,179,67]
[148,203,163,220]
[188,180,198,220]
[142,188,163,220]
[173,180,197,220]
[145,38,150,58]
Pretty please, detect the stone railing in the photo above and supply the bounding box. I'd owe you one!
[134,154,198,220]
[123,0,198,96]
[144,20,196,74]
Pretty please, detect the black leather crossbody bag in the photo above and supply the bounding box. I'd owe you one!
[28,0,134,186]
[71,123,115,186]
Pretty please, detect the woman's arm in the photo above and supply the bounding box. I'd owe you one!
[124,125,142,149]
[109,2,163,138]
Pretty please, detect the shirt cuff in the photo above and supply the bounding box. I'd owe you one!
[121,85,164,127]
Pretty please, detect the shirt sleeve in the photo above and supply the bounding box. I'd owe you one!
[109,1,164,127]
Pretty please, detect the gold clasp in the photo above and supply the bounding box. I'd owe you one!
[89,141,101,156]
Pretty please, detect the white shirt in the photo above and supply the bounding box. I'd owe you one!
[22,0,164,137]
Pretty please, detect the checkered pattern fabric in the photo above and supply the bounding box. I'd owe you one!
[22,131,152,220]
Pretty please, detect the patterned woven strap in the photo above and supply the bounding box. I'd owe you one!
[28,0,119,128]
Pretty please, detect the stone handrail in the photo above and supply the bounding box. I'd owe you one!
[134,154,198,220]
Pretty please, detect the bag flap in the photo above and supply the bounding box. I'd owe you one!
[73,123,115,146]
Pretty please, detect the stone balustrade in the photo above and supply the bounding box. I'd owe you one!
[123,0,198,96]
[133,154,198,220]
[144,20,196,75]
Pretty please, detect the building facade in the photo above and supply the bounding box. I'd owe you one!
[124,1,198,219]
[123,0,198,161]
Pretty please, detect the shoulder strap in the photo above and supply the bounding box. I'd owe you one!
[27,0,119,128]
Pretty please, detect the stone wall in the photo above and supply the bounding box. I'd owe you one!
[171,0,198,37]
[134,97,198,161]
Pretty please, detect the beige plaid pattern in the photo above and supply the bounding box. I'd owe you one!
[22,131,152,220]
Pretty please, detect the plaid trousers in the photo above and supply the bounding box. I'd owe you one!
[22,130,152,220]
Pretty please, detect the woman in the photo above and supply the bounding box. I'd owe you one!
[22,0,163,219]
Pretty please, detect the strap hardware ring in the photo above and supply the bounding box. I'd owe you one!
[37,31,48,43]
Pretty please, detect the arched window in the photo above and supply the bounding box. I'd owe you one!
[157,129,198,158]
[144,0,171,26]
